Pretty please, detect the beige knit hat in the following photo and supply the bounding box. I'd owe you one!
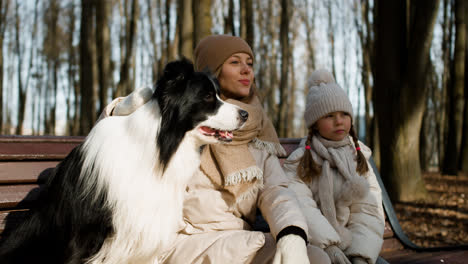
[194,35,254,72]
[304,69,353,128]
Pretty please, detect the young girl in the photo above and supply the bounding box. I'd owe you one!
[283,70,385,264]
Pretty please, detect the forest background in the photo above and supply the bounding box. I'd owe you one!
[0,0,466,209]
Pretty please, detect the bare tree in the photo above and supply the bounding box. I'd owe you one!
[115,0,139,97]
[443,0,465,175]
[15,0,39,134]
[193,0,212,47]
[374,0,440,201]
[0,0,10,134]
[437,0,454,170]
[240,0,254,47]
[327,0,337,78]
[459,0,468,173]
[224,0,235,35]
[96,0,112,114]
[65,2,79,135]
[276,0,290,137]
[43,0,63,135]
[177,0,194,60]
[79,0,97,134]
[297,0,316,133]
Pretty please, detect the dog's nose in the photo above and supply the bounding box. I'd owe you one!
[239,109,249,122]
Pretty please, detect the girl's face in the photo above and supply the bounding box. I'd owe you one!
[314,111,352,141]
[218,53,254,99]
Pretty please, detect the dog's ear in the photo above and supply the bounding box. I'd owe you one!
[160,58,194,87]
[200,68,221,95]
[154,57,194,101]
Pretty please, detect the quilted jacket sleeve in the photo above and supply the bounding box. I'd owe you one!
[256,148,309,241]
[282,148,342,249]
[345,144,385,264]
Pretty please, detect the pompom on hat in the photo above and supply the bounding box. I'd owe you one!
[304,69,354,128]
[194,35,254,73]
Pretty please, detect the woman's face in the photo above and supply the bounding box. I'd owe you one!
[218,53,254,99]
[314,111,352,141]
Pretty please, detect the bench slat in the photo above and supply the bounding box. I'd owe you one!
[381,237,405,252]
[0,136,83,161]
[383,221,394,239]
[0,184,42,209]
[0,161,57,184]
[0,209,30,236]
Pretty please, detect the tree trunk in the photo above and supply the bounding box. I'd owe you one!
[165,0,173,61]
[192,0,212,47]
[0,0,9,134]
[147,0,160,81]
[375,0,439,201]
[460,0,468,173]
[65,3,78,135]
[287,38,296,137]
[355,0,374,146]
[242,0,254,48]
[177,0,193,60]
[438,0,454,170]
[116,0,138,97]
[266,0,278,122]
[79,0,97,135]
[14,0,38,134]
[14,0,24,134]
[96,0,112,114]
[298,0,316,133]
[276,0,290,137]
[46,0,60,135]
[443,0,466,175]
[327,1,337,78]
[224,0,235,36]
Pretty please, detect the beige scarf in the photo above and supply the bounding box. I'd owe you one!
[310,135,369,249]
[200,96,286,204]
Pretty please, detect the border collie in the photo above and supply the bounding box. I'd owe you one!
[0,58,248,264]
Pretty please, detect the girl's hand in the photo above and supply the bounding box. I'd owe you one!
[324,245,351,264]
[272,234,310,264]
[352,257,368,264]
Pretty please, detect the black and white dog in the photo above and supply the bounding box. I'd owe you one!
[0,59,248,264]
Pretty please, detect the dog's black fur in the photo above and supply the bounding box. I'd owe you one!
[0,58,239,264]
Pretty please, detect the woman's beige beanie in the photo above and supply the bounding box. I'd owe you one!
[194,35,254,72]
[304,69,354,128]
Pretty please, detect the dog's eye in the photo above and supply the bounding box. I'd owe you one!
[204,93,214,102]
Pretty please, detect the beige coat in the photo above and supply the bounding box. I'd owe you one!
[159,145,309,263]
[283,138,385,264]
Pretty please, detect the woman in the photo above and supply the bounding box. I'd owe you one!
[102,35,329,264]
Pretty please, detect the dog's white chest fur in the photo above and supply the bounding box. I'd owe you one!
[81,101,199,264]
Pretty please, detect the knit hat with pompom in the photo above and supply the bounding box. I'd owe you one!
[304,69,354,128]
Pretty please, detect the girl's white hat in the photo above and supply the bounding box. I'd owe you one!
[304,69,354,128]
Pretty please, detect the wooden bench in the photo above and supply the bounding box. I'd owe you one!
[1,135,467,263]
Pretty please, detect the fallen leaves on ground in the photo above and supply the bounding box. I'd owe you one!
[394,172,468,247]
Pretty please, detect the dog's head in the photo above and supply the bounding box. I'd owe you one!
[154,58,248,169]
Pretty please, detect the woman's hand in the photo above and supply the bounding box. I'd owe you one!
[113,87,153,116]
[324,245,351,264]
[272,234,310,264]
